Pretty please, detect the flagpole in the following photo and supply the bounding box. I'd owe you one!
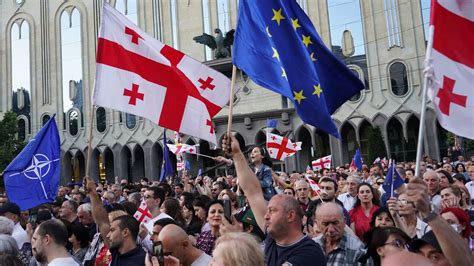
[85,106,95,178]
[226,66,237,138]
[415,26,435,177]
[390,159,395,197]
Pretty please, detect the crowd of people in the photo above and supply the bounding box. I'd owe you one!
[0,133,473,265]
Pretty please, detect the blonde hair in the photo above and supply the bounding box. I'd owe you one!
[212,232,264,266]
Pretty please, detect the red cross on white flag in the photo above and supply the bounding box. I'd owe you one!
[133,200,152,223]
[426,0,474,139]
[93,3,232,144]
[312,155,332,171]
[166,143,198,155]
[266,133,301,161]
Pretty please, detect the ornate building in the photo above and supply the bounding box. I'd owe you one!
[0,0,447,184]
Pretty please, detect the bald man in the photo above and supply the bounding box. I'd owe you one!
[157,224,211,266]
[381,250,432,266]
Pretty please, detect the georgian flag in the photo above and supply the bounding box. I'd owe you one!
[266,133,301,161]
[166,143,198,155]
[133,200,152,223]
[93,3,232,144]
[312,155,332,171]
[426,0,474,139]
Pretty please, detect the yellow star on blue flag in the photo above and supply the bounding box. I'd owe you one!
[233,0,365,138]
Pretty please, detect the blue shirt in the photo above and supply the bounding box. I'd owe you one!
[252,164,276,201]
[264,234,326,266]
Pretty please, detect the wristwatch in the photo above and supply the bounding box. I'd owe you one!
[422,211,438,223]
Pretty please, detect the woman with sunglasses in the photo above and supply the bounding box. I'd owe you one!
[367,227,411,266]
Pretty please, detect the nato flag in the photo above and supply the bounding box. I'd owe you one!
[233,0,364,138]
[4,115,60,211]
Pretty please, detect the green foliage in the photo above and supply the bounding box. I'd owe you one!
[0,111,26,172]
[366,126,387,163]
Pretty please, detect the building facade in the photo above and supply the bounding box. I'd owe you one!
[0,0,447,184]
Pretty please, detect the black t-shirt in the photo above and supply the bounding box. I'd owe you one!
[264,234,326,266]
[110,245,146,266]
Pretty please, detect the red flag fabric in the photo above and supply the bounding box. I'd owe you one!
[266,133,301,161]
[312,155,332,171]
[427,0,474,139]
[93,3,232,144]
[133,200,152,223]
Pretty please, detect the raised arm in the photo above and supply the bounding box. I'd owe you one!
[85,176,111,247]
[222,134,268,232]
[407,178,473,266]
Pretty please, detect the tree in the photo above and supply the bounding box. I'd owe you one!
[366,126,387,163]
[0,111,26,172]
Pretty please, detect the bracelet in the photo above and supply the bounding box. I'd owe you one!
[422,211,438,223]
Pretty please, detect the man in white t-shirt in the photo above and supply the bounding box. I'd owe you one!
[465,165,474,204]
[139,187,172,253]
[0,202,28,249]
[337,176,361,212]
[157,224,212,266]
[31,219,79,265]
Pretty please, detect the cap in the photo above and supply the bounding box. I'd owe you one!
[410,231,442,253]
[0,202,21,216]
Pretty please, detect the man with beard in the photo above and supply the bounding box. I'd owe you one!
[306,177,351,226]
[31,219,79,265]
[107,215,146,266]
[222,134,326,265]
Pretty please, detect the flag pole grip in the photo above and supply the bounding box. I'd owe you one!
[226,66,237,139]
[85,106,95,177]
[415,26,434,177]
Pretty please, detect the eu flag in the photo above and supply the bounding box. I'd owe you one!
[3,115,60,211]
[383,160,404,197]
[160,129,174,183]
[233,0,364,138]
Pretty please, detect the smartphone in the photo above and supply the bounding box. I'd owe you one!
[28,213,38,230]
[152,241,164,265]
[223,199,232,223]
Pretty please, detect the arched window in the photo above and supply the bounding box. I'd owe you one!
[341,123,357,163]
[387,118,404,161]
[96,107,107,133]
[61,8,83,129]
[69,110,79,136]
[42,114,51,126]
[390,62,408,96]
[126,113,137,129]
[18,118,26,141]
[11,20,31,110]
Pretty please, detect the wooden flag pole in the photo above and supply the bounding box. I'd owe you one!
[226,66,238,138]
[85,106,95,177]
